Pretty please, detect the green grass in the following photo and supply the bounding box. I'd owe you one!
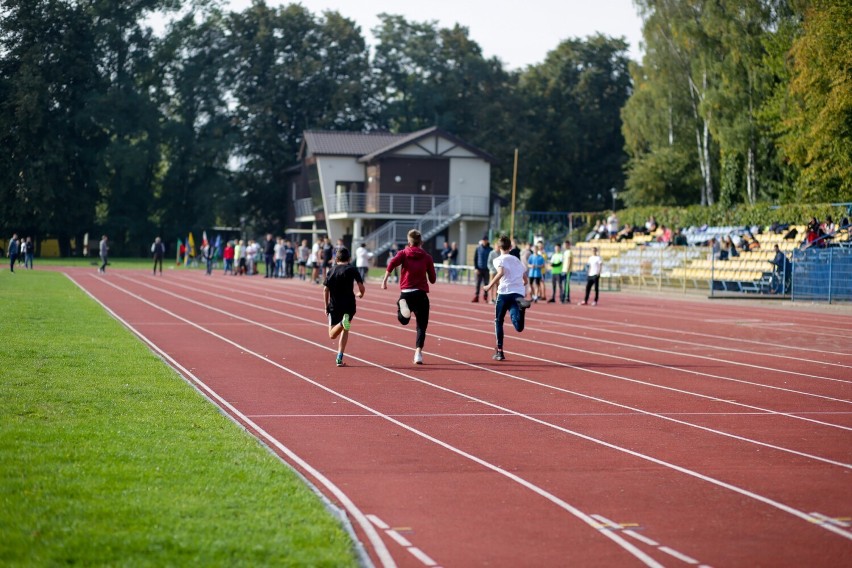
[34,257,201,270]
[0,271,359,567]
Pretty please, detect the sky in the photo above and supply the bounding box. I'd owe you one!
[153,0,646,69]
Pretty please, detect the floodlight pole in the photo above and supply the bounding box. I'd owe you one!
[510,148,518,241]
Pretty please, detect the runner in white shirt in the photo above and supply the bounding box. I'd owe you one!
[484,235,532,361]
[580,247,603,306]
[562,240,574,304]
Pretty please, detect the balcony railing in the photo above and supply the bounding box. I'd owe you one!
[326,193,449,216]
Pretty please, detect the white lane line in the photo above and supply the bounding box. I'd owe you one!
[368,515,438,567]
[408,547,438,566]
[624,530,660,547]
[386,530,412,548]
[595,513,702,565]
[172,269,852,377]
[659,546,699,564]
[367,514,390,530]
[93,275,665,568]
[105,275,852,543]
[66,274,398,568]
[810,512,852,530]
[189,273,852,403]
[158,275,852,441]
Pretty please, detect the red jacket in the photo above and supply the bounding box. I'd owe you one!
[387,246,437,292]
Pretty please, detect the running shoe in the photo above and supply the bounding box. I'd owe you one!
[399,298,411,318]
[591,301,597,306]
[413,350,423,364]
[517,298,532,309]
[342,313,351,331]
[336,353,344,367]
[492,350,505,361]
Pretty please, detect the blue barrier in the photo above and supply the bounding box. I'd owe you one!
[792,246,852,303]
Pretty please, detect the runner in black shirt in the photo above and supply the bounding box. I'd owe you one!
[323,247,365,367]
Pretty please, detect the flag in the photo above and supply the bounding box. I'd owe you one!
[202,230,209,247]
[186,233,195,266]
[213,234,222,259]
[176,238,183,265]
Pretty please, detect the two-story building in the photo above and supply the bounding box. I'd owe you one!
[285,127,497,264]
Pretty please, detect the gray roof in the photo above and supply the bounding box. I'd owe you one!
[300,127,496,163]
[301,130,412,158]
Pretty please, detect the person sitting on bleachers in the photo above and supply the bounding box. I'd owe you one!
[615,224,634,242]
[656,225,673,245]
[802,217,825,249]
[673,228,688,246]
[719,236,730,260]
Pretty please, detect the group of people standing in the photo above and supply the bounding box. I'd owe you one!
[472,237,603,307]
[4,234,34,272]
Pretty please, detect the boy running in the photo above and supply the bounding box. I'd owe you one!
[484,235,532,361]
[323,247,365,367]
[381,229,437,364]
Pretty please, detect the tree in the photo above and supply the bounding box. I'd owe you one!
[227,2,374,231]
[518,35,631,212]
[776,0,852,201]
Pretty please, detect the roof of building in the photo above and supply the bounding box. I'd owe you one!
[299,127,496,163]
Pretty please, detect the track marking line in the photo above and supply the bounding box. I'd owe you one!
[810,512,852,531]
[157,275,852,440]
[594,514,702,565]
[66,275,397,568]
[92,275,667,567]
[368,515,439,567]
[96,274,852,546]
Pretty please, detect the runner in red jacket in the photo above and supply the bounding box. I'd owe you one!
[381,229,437,365]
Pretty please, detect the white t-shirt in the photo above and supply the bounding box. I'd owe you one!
[494,253,526,296]
[562,248,573,272]
[587,255,603,277]
[355,246,373,268]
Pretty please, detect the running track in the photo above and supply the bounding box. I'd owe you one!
[64,268,852,567]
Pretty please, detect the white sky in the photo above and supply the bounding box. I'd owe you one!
[153,0,645,69]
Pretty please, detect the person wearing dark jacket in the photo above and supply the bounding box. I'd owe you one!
[381,229,437,365]
[472,237,491,302]
[264,233,276,278]
[7,234,19,273]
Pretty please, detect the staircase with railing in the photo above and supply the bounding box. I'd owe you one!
[361,195,488,256]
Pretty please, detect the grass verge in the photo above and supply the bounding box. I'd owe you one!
[0,271,359,567]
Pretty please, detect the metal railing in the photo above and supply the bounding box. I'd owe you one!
[326,193,451,216]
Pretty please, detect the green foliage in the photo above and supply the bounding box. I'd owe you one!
[615,202,848,230]
[0,271,358,566]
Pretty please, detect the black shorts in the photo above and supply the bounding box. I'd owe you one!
[328,308,355,327]
[530,276,541,285]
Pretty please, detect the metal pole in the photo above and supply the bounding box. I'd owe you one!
[510,149,518,241]
[828,247,833,304]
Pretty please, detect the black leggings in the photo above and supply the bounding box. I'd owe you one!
[397,290,430,349]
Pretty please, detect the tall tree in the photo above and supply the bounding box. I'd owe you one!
[227,2,374,231]
[776,0,852,202]
[519,35,631,212]
[154,8,235,241]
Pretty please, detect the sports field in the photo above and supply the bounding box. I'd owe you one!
[4,266,851,567]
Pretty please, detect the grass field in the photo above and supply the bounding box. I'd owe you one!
[0,271,359,567]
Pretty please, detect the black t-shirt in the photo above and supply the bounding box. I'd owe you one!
[324,264,363,313]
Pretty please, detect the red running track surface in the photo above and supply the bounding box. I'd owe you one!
[63,268,852,567]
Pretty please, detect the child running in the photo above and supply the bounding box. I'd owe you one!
[381,229,437,364]
[483,235,531,361]
[323,247,365,367]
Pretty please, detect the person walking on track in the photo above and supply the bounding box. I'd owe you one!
[484,235,531,361]
[381,229,437,365]
[580,246,603,306]
[323,247,365,367]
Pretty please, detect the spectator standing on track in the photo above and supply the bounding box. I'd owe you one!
[355,241,373,282]
[562,240,573,304]
[381,229,437,365]
[580,246,602,306]
[440,241,451,281]
[223,241,235,275]
[548,243,563,303]
[322,237,333,281]
[298,239,310,280]
[323,247,365,367]
[7,233,19,273]
[387,244,399,283]
[235,239,246,275]
[273,237,283,278]
[509,239,521,259]
[484,235,531,361]
[264,233,275,278]
[98,235,109,274]
[201,240,214,275]
[151,237,165,275]
[284,239,295,278]
[472,236,491,302]
[527,242,546,302]
[486,241,500,304]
